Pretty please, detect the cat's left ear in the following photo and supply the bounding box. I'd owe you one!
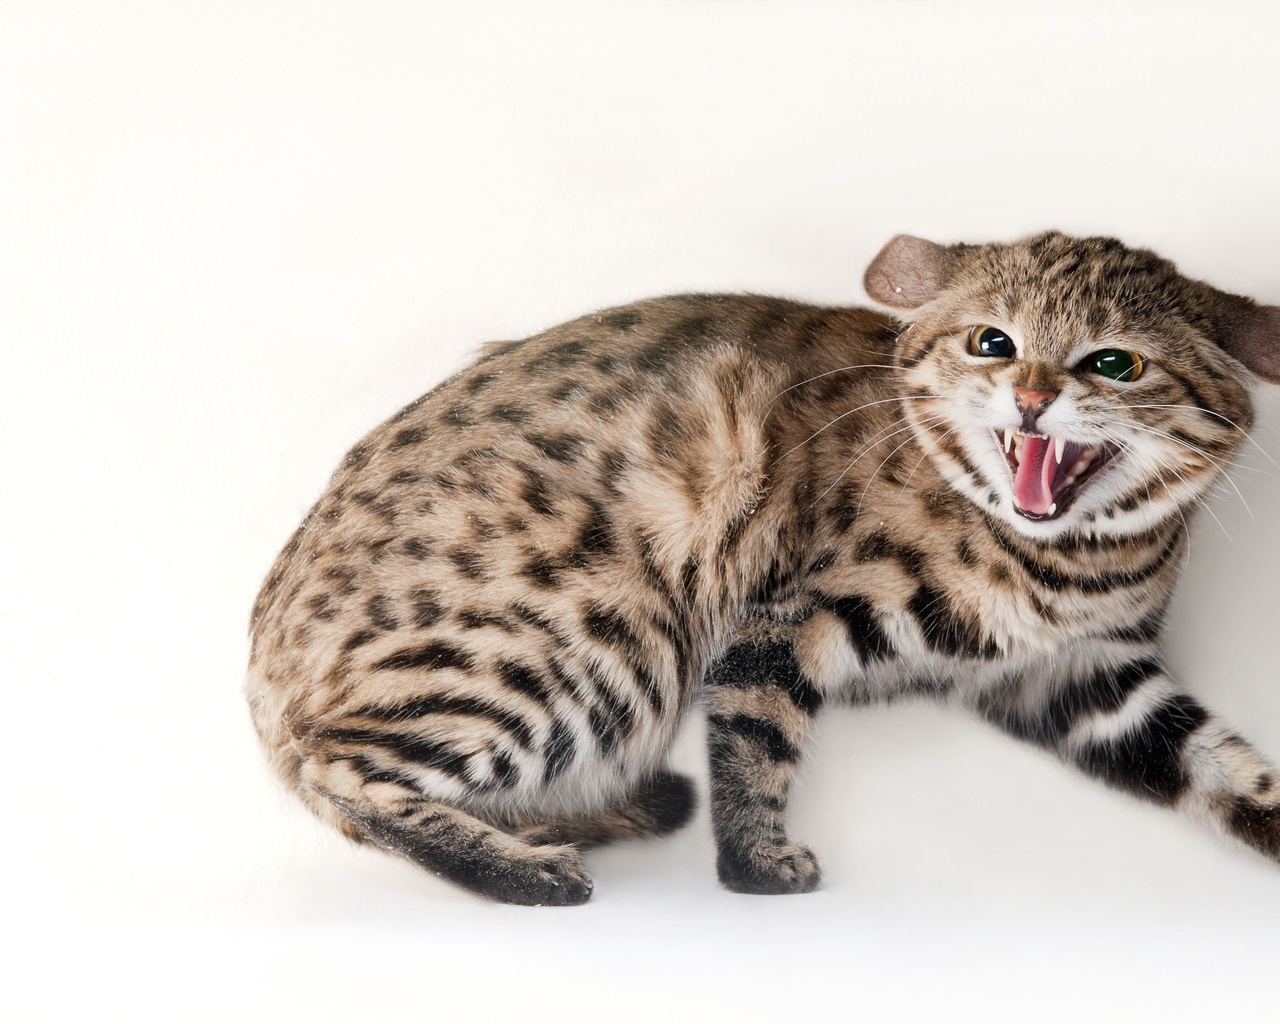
[1221,302,1280,384]
[864,235,959,310]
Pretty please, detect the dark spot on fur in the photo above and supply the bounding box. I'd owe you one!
[390,426,428,450]
[410,589,445,628]
[551,381,584,402]
[465,372,498,394]
[519,466,557,517]
[323,564,358,596]
[457,609,517,632]
[523,555,562,588]
[343,629,378,652]
[806,551,837,574]
[447,548,486,580]
[491,405,528,424]
[402,536,432,559]
[373,641,475,674]
[366,593,399,631]
[526,433,586,463]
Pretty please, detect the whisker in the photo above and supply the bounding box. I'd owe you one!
[778,394,939,461]
[1127,403,1278,468]
[768,363,904,406]
[809,414,949,507]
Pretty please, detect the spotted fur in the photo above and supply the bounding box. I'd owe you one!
[248,232,1280,904]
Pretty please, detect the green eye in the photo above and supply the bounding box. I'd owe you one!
[969,326,1015,358]
[1085,349,1145,382]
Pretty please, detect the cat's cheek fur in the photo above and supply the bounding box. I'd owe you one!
[248,231,1280,903]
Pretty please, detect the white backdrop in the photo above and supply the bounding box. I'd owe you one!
[5,2,1280,1021]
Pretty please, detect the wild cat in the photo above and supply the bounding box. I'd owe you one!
[248,232,1280,905]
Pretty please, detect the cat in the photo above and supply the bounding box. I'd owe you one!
[247,231,1280,905]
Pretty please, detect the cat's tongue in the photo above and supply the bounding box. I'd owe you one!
[1013,434,1058,516]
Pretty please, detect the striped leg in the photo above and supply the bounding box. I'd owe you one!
[704,620,825,895]
[983,657,1280,860]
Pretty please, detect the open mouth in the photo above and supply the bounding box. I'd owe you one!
[994,429,1116,521]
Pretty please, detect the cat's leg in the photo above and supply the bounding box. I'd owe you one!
[980,656,1280,859]
[510,771,696,849]
[301,754,595,906]
[704,618,825,894]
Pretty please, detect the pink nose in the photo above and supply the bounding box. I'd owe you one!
[1013,387,1056,415]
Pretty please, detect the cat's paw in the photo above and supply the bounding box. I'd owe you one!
[496,847,595,907]
[716,842,822,895]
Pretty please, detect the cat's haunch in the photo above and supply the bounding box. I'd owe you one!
[248,232,1280,904]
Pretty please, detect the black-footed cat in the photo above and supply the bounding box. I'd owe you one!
[248,232,1280,904]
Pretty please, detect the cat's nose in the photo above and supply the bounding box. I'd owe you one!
[1012,387,1057,415]
[1012,387,1057,431]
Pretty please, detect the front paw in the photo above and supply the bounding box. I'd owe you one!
[717,842,822,895]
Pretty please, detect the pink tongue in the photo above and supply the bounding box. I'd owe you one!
[1013,435,1058,515]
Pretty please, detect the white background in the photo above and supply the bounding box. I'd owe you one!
[4,2,1280,1021]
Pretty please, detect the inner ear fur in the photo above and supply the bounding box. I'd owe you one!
[1195,284,1280,384]
[1226,303,1280,384]
[863,234,958,310]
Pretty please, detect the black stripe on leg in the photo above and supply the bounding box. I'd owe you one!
[821,594,895,662]
[1074,694,1208,804]
[707,640,822,715]
[708,713,799,763]
[1012,659,1165,746]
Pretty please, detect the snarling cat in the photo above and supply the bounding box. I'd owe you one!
[247,231,1280,904]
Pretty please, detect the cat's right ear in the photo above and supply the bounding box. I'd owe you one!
[863,235,957,310]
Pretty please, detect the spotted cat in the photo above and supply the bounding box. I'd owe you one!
[248,232,1280,904]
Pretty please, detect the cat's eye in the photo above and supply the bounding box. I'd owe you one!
[968,326,1015,359]
[1084,349,1145,382]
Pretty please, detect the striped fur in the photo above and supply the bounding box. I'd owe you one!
[248,232,1280,903]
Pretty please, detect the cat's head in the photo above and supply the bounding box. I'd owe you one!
[865,231,1280,540]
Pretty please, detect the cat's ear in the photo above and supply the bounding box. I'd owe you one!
[864,235,957,310]
[1224,303,1280,384]
[1202,286,1280,383]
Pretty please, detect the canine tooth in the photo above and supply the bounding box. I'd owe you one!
[1054,436,1066,464]
[1003,429,1013,453]
[1047,502,1057,515]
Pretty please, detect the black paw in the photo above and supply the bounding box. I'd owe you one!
[489,848,595,907]
[717,842,822,895]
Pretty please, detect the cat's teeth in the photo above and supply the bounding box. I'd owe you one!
[1003,429,1013,453]
[1054,436,1066,465]
[1047,502,1057,515]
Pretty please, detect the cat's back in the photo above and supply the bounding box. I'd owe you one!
[245,292,899,806]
